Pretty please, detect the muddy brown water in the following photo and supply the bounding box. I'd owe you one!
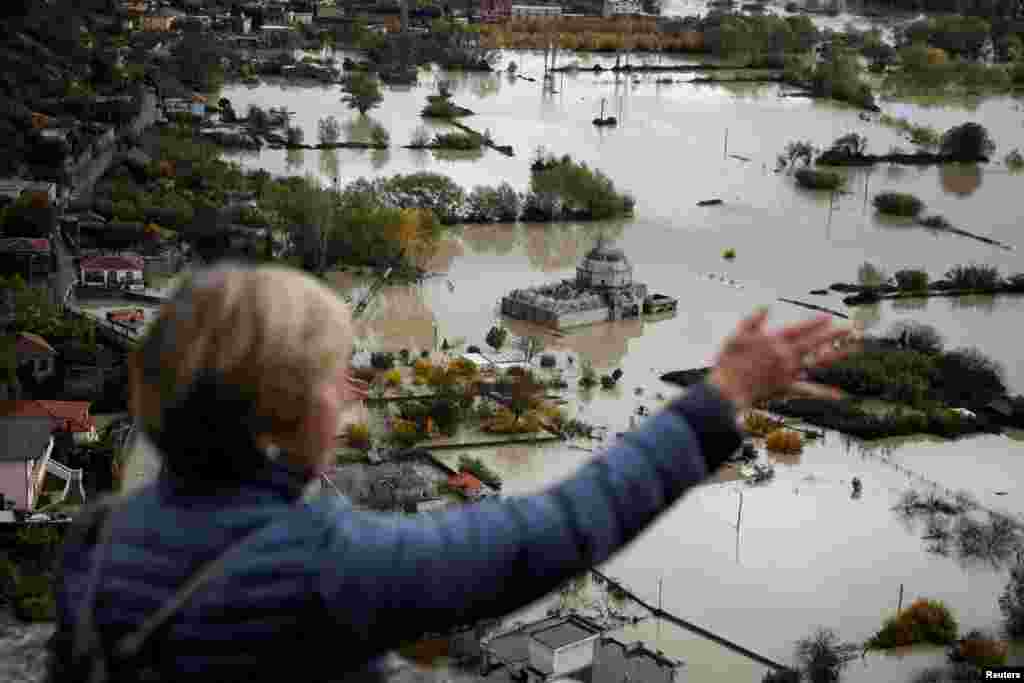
[118,49,1024,681]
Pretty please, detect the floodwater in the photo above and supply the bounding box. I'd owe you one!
[189,48,1024,680]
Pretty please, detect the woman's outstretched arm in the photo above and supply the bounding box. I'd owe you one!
[314,382,740,651]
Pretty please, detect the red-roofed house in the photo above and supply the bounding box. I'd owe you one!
[0,238,52,281]
[449,470,484,500]
[79,254,145,290]
[15,332,57,383]
[0,400,98,444]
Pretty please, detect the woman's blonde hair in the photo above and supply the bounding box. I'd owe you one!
[129,264,355,455]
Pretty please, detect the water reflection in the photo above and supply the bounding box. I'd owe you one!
[431,147,485,163]
[939,163,983,197]
[461,223,520,256]
[285,147,305,172]
[891,297,929,313]
[850,303,882,331]
[343,116,376,143]
[370,147,390,170]
[951,294,997,313]
[522,221,626,273]
[319,147,339,179]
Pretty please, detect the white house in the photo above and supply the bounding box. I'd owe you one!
[79,254,145,290]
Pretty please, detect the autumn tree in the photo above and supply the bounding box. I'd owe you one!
[507,370,545,423]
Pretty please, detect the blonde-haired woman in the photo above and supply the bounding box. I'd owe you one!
[50,263,853,683]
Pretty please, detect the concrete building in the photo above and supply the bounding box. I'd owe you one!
[501,238,676,329]
[592,637,686,683]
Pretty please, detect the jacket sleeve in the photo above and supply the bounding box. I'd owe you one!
[314,382,742,652]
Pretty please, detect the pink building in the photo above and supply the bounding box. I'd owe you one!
[0,416,55,511]
[480,0,512,22]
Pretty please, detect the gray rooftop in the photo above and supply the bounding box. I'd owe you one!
[0,417,54,462]
[531,619,602,649]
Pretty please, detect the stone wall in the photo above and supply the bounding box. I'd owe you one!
[501,297,611,329]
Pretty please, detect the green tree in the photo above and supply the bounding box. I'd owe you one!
[341,72,384,116]
[941,122,996,160]
[318,116,341,145]
[1000,562,1024,637]
[486,325,507,352]
[794,628,860,683]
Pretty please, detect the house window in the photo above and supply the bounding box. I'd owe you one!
[84,270,105,285]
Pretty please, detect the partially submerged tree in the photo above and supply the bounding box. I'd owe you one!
[318,116,341,145]
[341,71,384,116]
[941,122,995,160]
[794,628,860,683]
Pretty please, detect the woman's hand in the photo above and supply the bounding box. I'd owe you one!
[708,308,858,412]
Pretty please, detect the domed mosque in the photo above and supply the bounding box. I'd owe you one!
[501,236,677,330]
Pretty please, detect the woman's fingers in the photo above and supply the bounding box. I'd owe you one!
[788,380,845,400]
[739,307,770,334]
[777,314,832,341]
[793,325,855,356]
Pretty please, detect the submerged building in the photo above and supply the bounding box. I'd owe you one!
[501,238,677,329]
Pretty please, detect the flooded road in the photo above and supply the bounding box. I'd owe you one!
[179,50,1024,679]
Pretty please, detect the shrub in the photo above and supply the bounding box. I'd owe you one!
[722,248,736,260]
[868,599,959,649]
[919,215,952,230]
[857,261,888,289]
[874,192,924,217]
[410,125,431,147]
[795,628,860,683]
[285,125,304,145]
[432,131,482,150]
[1006,149,1024,171]
[950,630,1008,669]
[448,357,479,378]
[894,269,929,292]
[766,429,803,454]
[1000,562,1024,637]
[370,122,390,146]
[888,322,943,354]
[390,418,422,447]
[486,326,507,352]
[345,422,371,449]
[944,264,1000,290]
[941,122,995,160]
[413,358,433,376]
[318,116,341,145]
[384,369,402,387]
[429,397,462,436]
[579,360,598,388]
[795,168,844,190]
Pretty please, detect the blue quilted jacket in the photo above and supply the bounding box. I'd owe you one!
[53,383,741,682]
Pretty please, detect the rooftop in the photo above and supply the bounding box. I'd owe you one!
[0,417,54,462]
[15,332,57,356]
[531,618,602,649]
[80,254,145,270]
[0,401,95,434]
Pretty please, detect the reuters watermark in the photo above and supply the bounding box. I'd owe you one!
[987,668,1024,679]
